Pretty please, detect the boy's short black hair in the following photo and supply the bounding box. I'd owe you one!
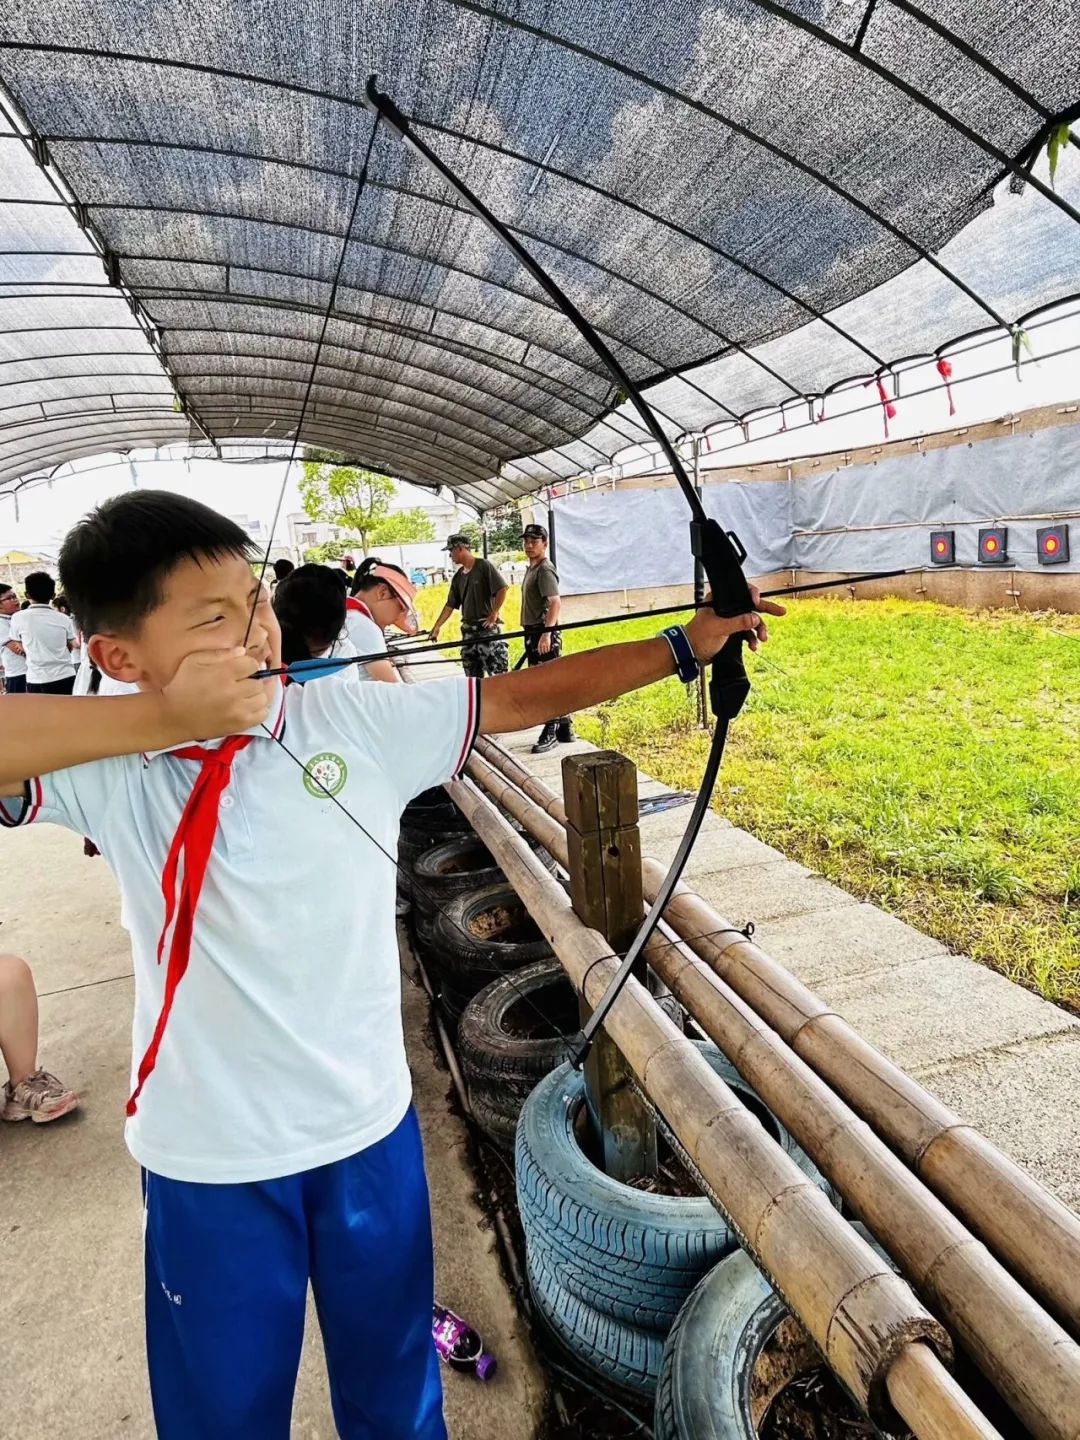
[59,490,254,636]
[272,558,295,582]
[272,563,346,664]
[24,571,56,603]
[0,582,12,599]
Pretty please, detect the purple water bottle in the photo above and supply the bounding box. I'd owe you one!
[432,1303,497,1381]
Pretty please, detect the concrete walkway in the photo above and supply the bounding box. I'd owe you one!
[0,824,545,1439]
[497,726,1080,1210]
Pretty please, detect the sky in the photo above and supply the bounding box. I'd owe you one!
[0,456,449,560]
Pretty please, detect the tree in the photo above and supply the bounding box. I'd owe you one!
[299,455,436,554]
[483,511,526,552]
[303,539,360,564]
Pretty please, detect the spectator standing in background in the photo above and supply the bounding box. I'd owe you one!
[0,583,27,695]
[54,593,81,670]
[428,534,509,678]
[520,523,574,753]
[1,952,79,1124]
[10,572,76,694]
[271,558,294,591]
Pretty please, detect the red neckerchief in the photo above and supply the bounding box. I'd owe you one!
[127,734,253,1116]
[345,596,373,619]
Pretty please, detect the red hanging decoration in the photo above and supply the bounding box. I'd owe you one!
[872,375,897,438]
[936,356,956,416]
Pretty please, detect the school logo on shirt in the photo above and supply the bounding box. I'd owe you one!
[302,752,348,798]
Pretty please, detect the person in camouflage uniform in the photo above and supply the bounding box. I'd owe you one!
[429,534,509,678]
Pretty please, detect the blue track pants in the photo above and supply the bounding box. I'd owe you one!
[143,1107,446,1439]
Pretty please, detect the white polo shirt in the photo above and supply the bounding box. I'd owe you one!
[74,652,139,696]
[10,604,75,684]
[0,611,27,678]
[343,598,385,680]
[1,674,480,1182]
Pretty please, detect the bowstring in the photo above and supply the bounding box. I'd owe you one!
[263,723,762,1045]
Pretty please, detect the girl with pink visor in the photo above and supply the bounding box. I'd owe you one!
[344,559,420,684]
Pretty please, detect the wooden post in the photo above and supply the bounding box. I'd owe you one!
[562,750,657,1182]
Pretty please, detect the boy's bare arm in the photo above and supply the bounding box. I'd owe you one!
[479,590,784,735]
[0,649,274,796]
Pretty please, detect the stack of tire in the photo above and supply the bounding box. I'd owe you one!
[516,1045,837,1400]
[399,788,559,1025]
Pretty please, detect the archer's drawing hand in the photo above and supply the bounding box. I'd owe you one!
[685,586,786,661]
[160,648,274,741]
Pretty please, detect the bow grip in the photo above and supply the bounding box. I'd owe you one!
[689,519,755,722]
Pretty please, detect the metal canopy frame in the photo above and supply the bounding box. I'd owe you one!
[0,2,1077,508]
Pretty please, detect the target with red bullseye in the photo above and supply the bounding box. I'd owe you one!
[1037,525,1069,566]
[929,530,954,565]
[978,527,1008,564]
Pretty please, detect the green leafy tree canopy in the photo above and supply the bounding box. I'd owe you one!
[302,539,360,564]
[299,452,435,554]
[482,512,527,552]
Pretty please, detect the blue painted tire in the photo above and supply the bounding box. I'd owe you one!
[528,1246,666,1399]
[517,1047,836,1334]
[654,1223,893,1439]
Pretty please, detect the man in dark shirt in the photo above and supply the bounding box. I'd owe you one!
[429,534,509,678]
[520,523,574,753]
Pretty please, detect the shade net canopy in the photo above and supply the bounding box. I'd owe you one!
[0,0,1078,510]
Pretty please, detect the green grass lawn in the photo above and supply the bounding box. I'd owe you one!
[415,585,1080,1010]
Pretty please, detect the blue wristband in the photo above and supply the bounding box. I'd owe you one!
[660,625,699,684]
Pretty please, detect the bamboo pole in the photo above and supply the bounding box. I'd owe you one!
[654,878,1080,1341]
[471,734,1080,1339]
[464,748,1080,1440]
[887,1347,1005,1440]
[446,776,979,1437]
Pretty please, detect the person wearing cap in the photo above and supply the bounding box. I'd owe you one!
[347,559,421,683]
[429,534,509,679]
[520,523,574,753]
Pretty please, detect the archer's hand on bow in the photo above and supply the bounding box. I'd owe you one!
[684,585,786,661]
[159,647,275,743]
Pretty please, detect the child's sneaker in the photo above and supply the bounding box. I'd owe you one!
[2,1069,80,1123]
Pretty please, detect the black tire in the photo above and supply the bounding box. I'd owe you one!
[412,832,557,918]
[458,959,577,1101]
[654,1224,892,1440]
[469,1089,519,1150]
[433,883,553,985]
[460,961,683,1122]
[399,788,473,874]
[435,978,475,1028]
[516,1050,835,1334]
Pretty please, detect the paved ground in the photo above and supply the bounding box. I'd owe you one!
[0,824,545,1440]
[499,726,1080,1209]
